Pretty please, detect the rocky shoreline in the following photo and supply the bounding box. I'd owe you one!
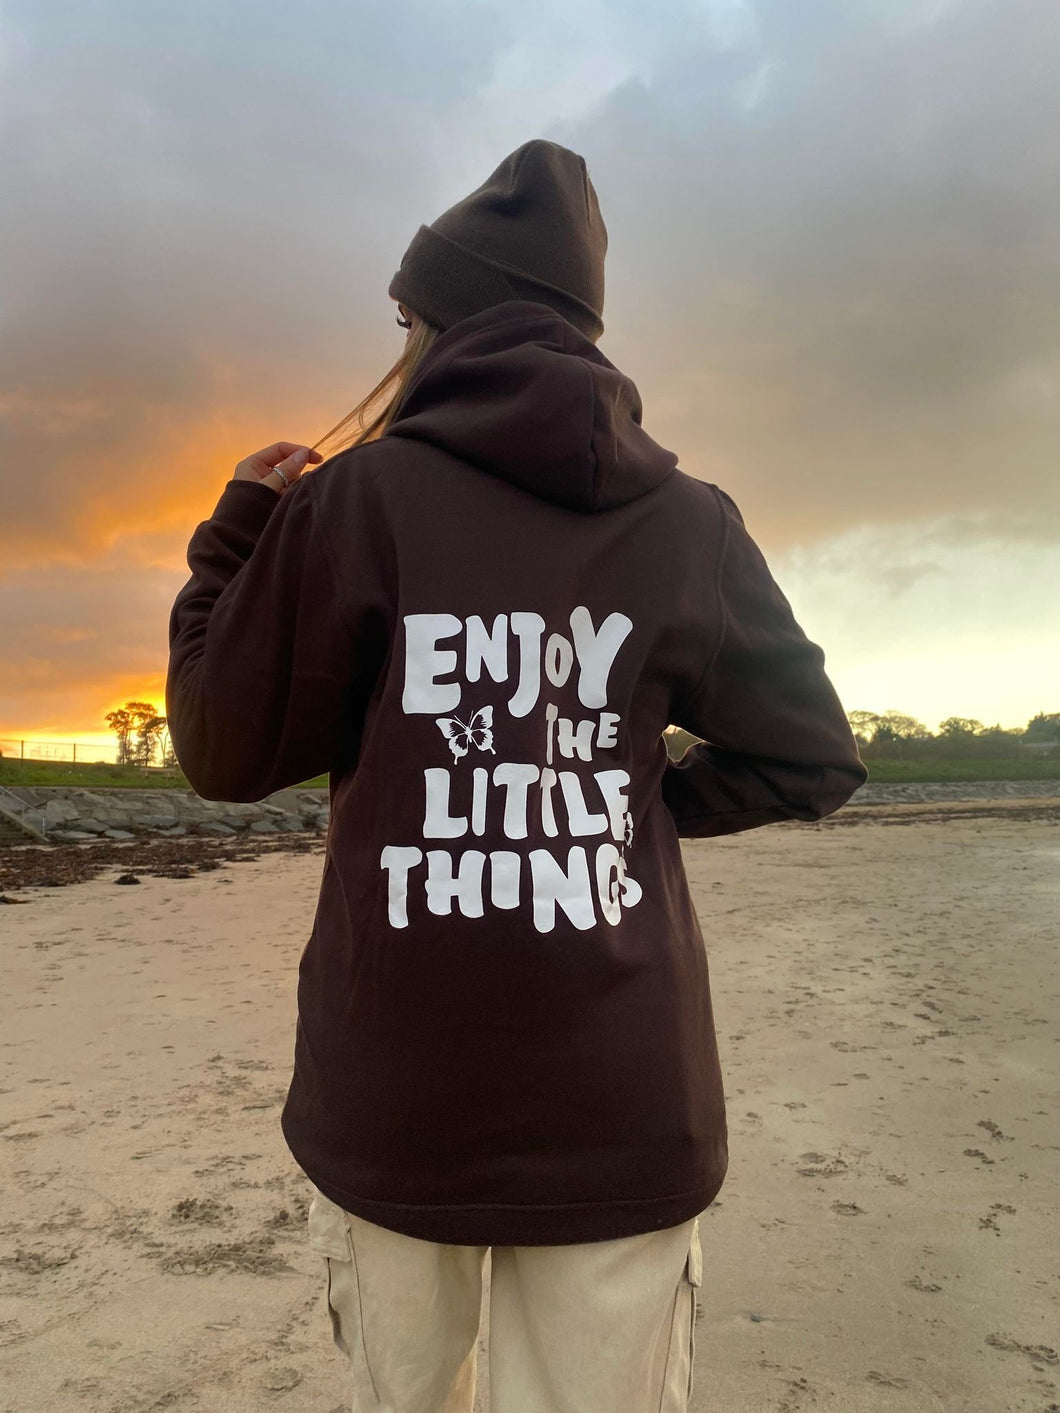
[1,778,1058,847]
[1,784,1057,896]
[848,777,1060,804]
[0,785,329,842]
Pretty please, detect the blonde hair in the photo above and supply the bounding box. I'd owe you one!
[311,316,442,458]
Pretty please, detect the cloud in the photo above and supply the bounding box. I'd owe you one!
[772,519,1060,728]
[4,0,1059,559]
[554,0,1060,542]
[1,0,1058,732]
[0,555,174,735]
[875,561,945,599]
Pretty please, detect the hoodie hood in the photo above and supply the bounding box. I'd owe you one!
[383,300,678,512]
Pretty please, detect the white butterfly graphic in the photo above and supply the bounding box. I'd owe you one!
[435,705,496,760]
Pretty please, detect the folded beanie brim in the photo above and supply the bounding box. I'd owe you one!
[389,223,604,343]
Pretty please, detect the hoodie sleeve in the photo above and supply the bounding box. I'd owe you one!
[662,486,867,838]
[165,471,389,802]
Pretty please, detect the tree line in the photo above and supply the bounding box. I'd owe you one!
[106,698,1059,769]
[849,710,1060,757]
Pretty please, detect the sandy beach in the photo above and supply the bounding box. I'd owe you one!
[1,802,1057,1413]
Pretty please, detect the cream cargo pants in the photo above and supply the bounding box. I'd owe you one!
[307,1185,703,1413]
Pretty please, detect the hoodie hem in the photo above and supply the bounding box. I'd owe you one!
[288,1148,726,1246]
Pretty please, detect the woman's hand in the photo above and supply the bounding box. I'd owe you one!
[233,441,324,495]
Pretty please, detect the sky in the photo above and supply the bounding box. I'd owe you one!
[2,0,1058,752]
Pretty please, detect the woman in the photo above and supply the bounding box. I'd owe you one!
[166,138,866,1413]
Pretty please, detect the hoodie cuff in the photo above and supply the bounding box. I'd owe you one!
[209,476,283,531]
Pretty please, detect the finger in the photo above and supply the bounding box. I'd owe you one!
[255,441,308,467]
[265,447,310,489]
[268,448,324,475]
[235,443,324,484]
[264,444,324,493]
[277,444,327,473]
[276,447,309,469]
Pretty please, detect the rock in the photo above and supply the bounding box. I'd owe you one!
[79,803,123,821]
[43,799,80,825]
[104,829,137,841]
[848,780,1060,806]
[72,818,108,834]
[157,825,188,837]
[114,872,141,885]
[217,802,258,820]
[51,829,97,842]
[262,804,286,817]
[144,802,179,825]
[248,819,278,834]
[279,812,304,832]
[167,796,200,819]
[197,822,237,836]
[265,790,305,812]
[74,791,110,810]
[220,815,252,830]
[134,816,178,830]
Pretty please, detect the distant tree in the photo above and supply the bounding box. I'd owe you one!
[1024,712,1060,742]
[133,710,167,767]
[978,724,1022,744]
[104,706,135,765]
[877,710,932,741]
[105,701,167,767]
[857,710,932,758]
[938,717,985,738]
[847,710,882,744]
[158,726,177,769]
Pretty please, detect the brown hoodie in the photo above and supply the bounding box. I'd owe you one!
[167,299,867,1245]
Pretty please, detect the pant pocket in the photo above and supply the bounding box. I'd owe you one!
[308,1187,354,1261]
[659,1219,702,1413]
[686,1218,702,1402]
[306,1188,355,1359]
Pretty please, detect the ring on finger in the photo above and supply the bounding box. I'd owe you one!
[272,464,290,489]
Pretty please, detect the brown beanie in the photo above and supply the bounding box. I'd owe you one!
[388,139,607,342]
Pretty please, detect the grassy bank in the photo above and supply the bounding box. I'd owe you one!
[3,752,1057,792]
[0,758,330,791]
[863,757,1060,783]
[664,730,1058,783]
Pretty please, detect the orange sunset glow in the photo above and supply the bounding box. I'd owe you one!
[2,0,1058,752]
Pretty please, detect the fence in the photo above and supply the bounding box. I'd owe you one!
[0,737,123,766]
